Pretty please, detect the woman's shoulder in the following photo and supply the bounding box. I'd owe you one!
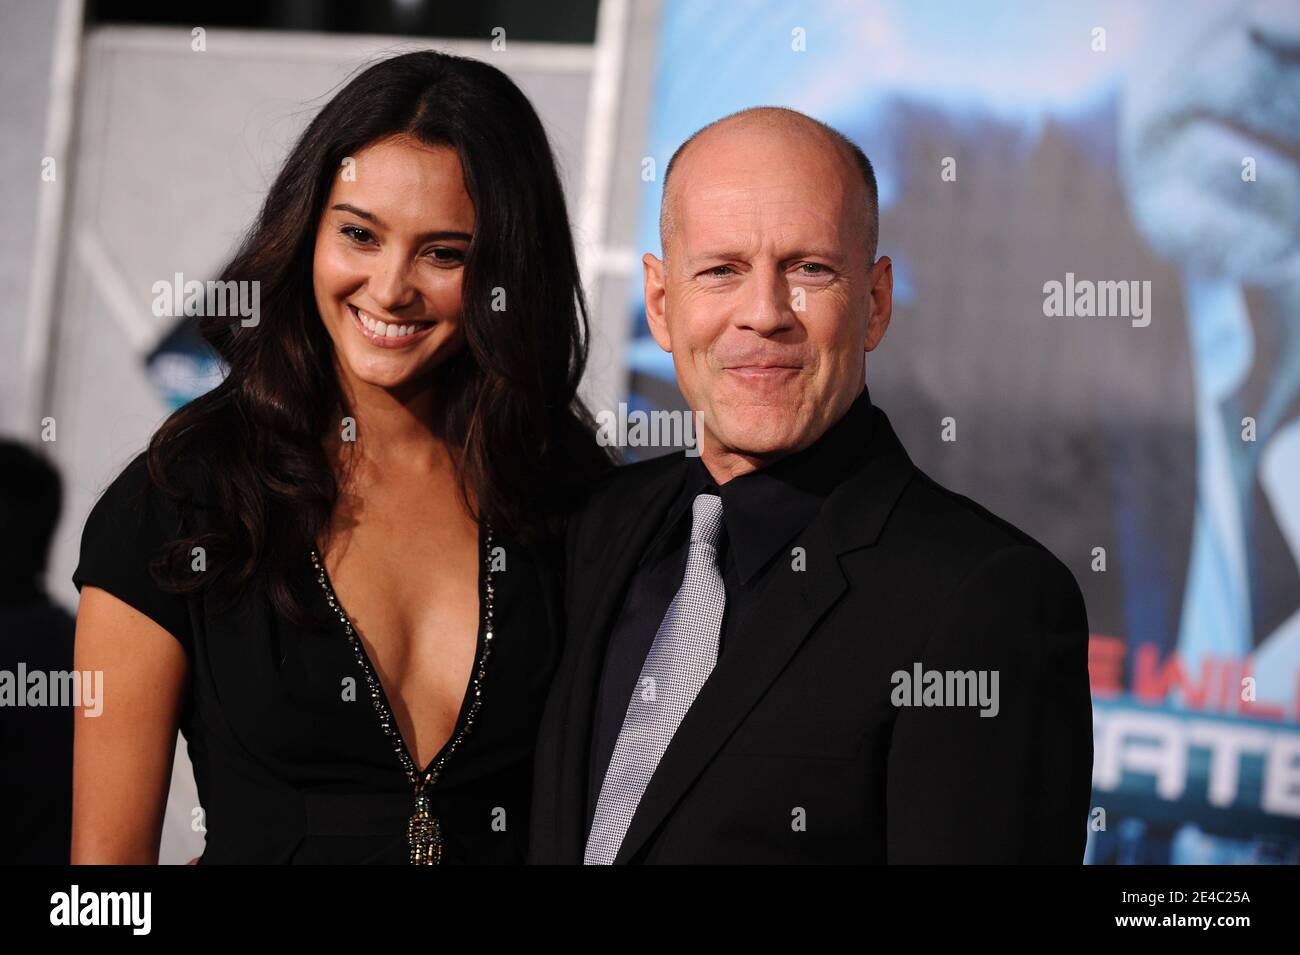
[72,445,212,651]
[85,444,215,529]
[81,449,164,538]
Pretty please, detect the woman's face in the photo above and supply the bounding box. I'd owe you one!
[312,134,475,394]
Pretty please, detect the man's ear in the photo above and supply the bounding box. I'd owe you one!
[643,252,672,352]
[865,254,893,352]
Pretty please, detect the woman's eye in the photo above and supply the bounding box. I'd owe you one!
[340,225,374,244]
[426,247,465,263]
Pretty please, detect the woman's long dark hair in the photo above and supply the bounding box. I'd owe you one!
[147,50,612,623]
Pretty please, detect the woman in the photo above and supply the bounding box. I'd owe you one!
[70,51,610,864]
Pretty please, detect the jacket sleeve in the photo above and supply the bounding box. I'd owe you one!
[885,543,1094,863]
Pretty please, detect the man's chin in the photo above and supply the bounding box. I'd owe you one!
[710,414,811,461]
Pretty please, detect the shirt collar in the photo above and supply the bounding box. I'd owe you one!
[644,385,876,584]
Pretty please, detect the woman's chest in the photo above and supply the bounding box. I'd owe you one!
[320,520,481,768]
[187,539,561,787]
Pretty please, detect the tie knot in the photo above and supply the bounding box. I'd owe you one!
[690,493,725,550]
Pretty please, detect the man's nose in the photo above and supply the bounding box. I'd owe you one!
[737,263,796,336]
[368,251,418,313]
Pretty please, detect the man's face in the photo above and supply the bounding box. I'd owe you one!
[1120,0,1300,280]
[644,125,892,475]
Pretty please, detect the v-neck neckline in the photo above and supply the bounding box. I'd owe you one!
[310,523,491,781]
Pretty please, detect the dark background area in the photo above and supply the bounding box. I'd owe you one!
[87,0,601,43]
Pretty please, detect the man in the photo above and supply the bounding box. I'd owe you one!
[530,107,1093,863]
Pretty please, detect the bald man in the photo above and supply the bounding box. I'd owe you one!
[529,108,1093,864]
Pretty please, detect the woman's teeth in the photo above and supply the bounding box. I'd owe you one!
[354,307,428,339]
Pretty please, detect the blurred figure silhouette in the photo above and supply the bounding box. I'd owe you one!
[0,440,75,863]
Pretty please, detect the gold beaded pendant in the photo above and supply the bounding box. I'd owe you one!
[407,788,444,865]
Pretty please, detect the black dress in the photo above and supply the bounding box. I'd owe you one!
[71,450,563,864]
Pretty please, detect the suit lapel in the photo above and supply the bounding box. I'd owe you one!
[612,517,848,863]
[611,404,917,863]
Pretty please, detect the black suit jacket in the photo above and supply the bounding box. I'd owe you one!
[529,402,1093,863]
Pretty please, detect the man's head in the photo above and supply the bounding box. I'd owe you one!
[645,107,893,482]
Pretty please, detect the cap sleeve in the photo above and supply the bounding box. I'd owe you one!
[72,450,194,653]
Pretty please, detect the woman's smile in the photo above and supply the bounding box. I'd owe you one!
[348,303,437,348]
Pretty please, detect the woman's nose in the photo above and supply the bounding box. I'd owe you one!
[368,253,418,313]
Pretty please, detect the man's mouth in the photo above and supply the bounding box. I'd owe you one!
[725,364,802,379]
[1167,109,1300,168]
[348,304,436,348]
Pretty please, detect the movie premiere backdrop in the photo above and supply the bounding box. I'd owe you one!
[616,0,1300,864]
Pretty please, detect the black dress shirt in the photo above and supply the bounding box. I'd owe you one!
[586,387,876,826]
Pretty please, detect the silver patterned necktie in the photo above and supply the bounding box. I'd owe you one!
[584,492,727,865]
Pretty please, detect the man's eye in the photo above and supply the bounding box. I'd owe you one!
[340,225,374,244]
[704,265,735,277]
[798,262,828,275]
